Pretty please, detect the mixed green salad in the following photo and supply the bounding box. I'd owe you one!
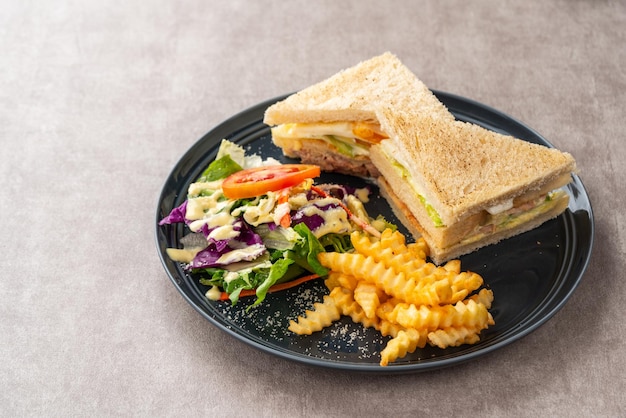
[159,140,392,308]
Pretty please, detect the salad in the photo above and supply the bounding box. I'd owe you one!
[159,140,392,308]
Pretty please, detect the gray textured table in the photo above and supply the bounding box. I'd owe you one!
[2,1,624,416]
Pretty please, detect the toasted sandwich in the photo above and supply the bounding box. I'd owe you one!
[263,52,454,177]
[265,52,577,264]
[370,107,576,264]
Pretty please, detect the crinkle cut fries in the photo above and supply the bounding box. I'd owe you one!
[289,229,494,366]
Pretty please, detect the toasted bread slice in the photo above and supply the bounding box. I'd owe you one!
[372,108,576,264]
[263,52,454,177]
[374,108,576,226]
[263,52,453,126]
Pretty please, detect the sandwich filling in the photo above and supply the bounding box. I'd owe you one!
[455,190,568,247]
[271,122,388,158]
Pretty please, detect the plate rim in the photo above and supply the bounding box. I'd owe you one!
[155,90,595,373]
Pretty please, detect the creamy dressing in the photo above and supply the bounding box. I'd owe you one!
[184,176,364,249]
[313,209,351,237]
[171,159,373,274]
[188,206,236,232]
[207,224,239,241]
[187,180,223,197]
[208,211,236,229]
[185,196,218,221]
[297,198,352,237]
[206,285,222,301]
[235,194,277,226]
[165,247,203,263]
[216,244,266,265]
[346,194,369,220]
[185,188,235,231]
[288,192,309,207]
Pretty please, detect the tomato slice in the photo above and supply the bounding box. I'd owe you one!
[221,164,321,199]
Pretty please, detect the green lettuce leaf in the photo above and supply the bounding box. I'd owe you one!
[198,154,242,182]
[319,233,353,253]
[250,257,295,309]
[290,223,330,277]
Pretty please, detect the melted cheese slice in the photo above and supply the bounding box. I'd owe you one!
[272,122,387,143]
[271,122,388,158]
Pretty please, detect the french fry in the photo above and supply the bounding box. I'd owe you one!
[469,288,495,309]
[323,274,342,291]
[379,328,428,366]
[428,326,482,349]
[407,242,429,260]
[318,252,453,306]
[377,298,492,332]
[324,272,359,292]
[442,259,461,274]
[448,271,484,302]
[329,286,379,329]
[375,318,406,339]
[350,231,429,274]
[289,228,495,366]
[353,280,386,319]
[378,228,408,253]
[288,294,341,335]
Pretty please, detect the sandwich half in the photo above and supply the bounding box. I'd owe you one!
[370,107,576,264]
[263,52,454,177]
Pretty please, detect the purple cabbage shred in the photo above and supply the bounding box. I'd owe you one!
[159,201,188,225]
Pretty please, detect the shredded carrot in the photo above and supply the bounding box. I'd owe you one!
[279,213,291,228]
[218,273,321,301]
[278,188,292,228]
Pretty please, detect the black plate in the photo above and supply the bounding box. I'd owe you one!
[155,91,594,373]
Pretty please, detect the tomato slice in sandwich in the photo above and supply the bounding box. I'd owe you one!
[221,164,321,199]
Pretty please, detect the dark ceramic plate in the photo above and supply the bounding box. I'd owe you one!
[155,91,594,373]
